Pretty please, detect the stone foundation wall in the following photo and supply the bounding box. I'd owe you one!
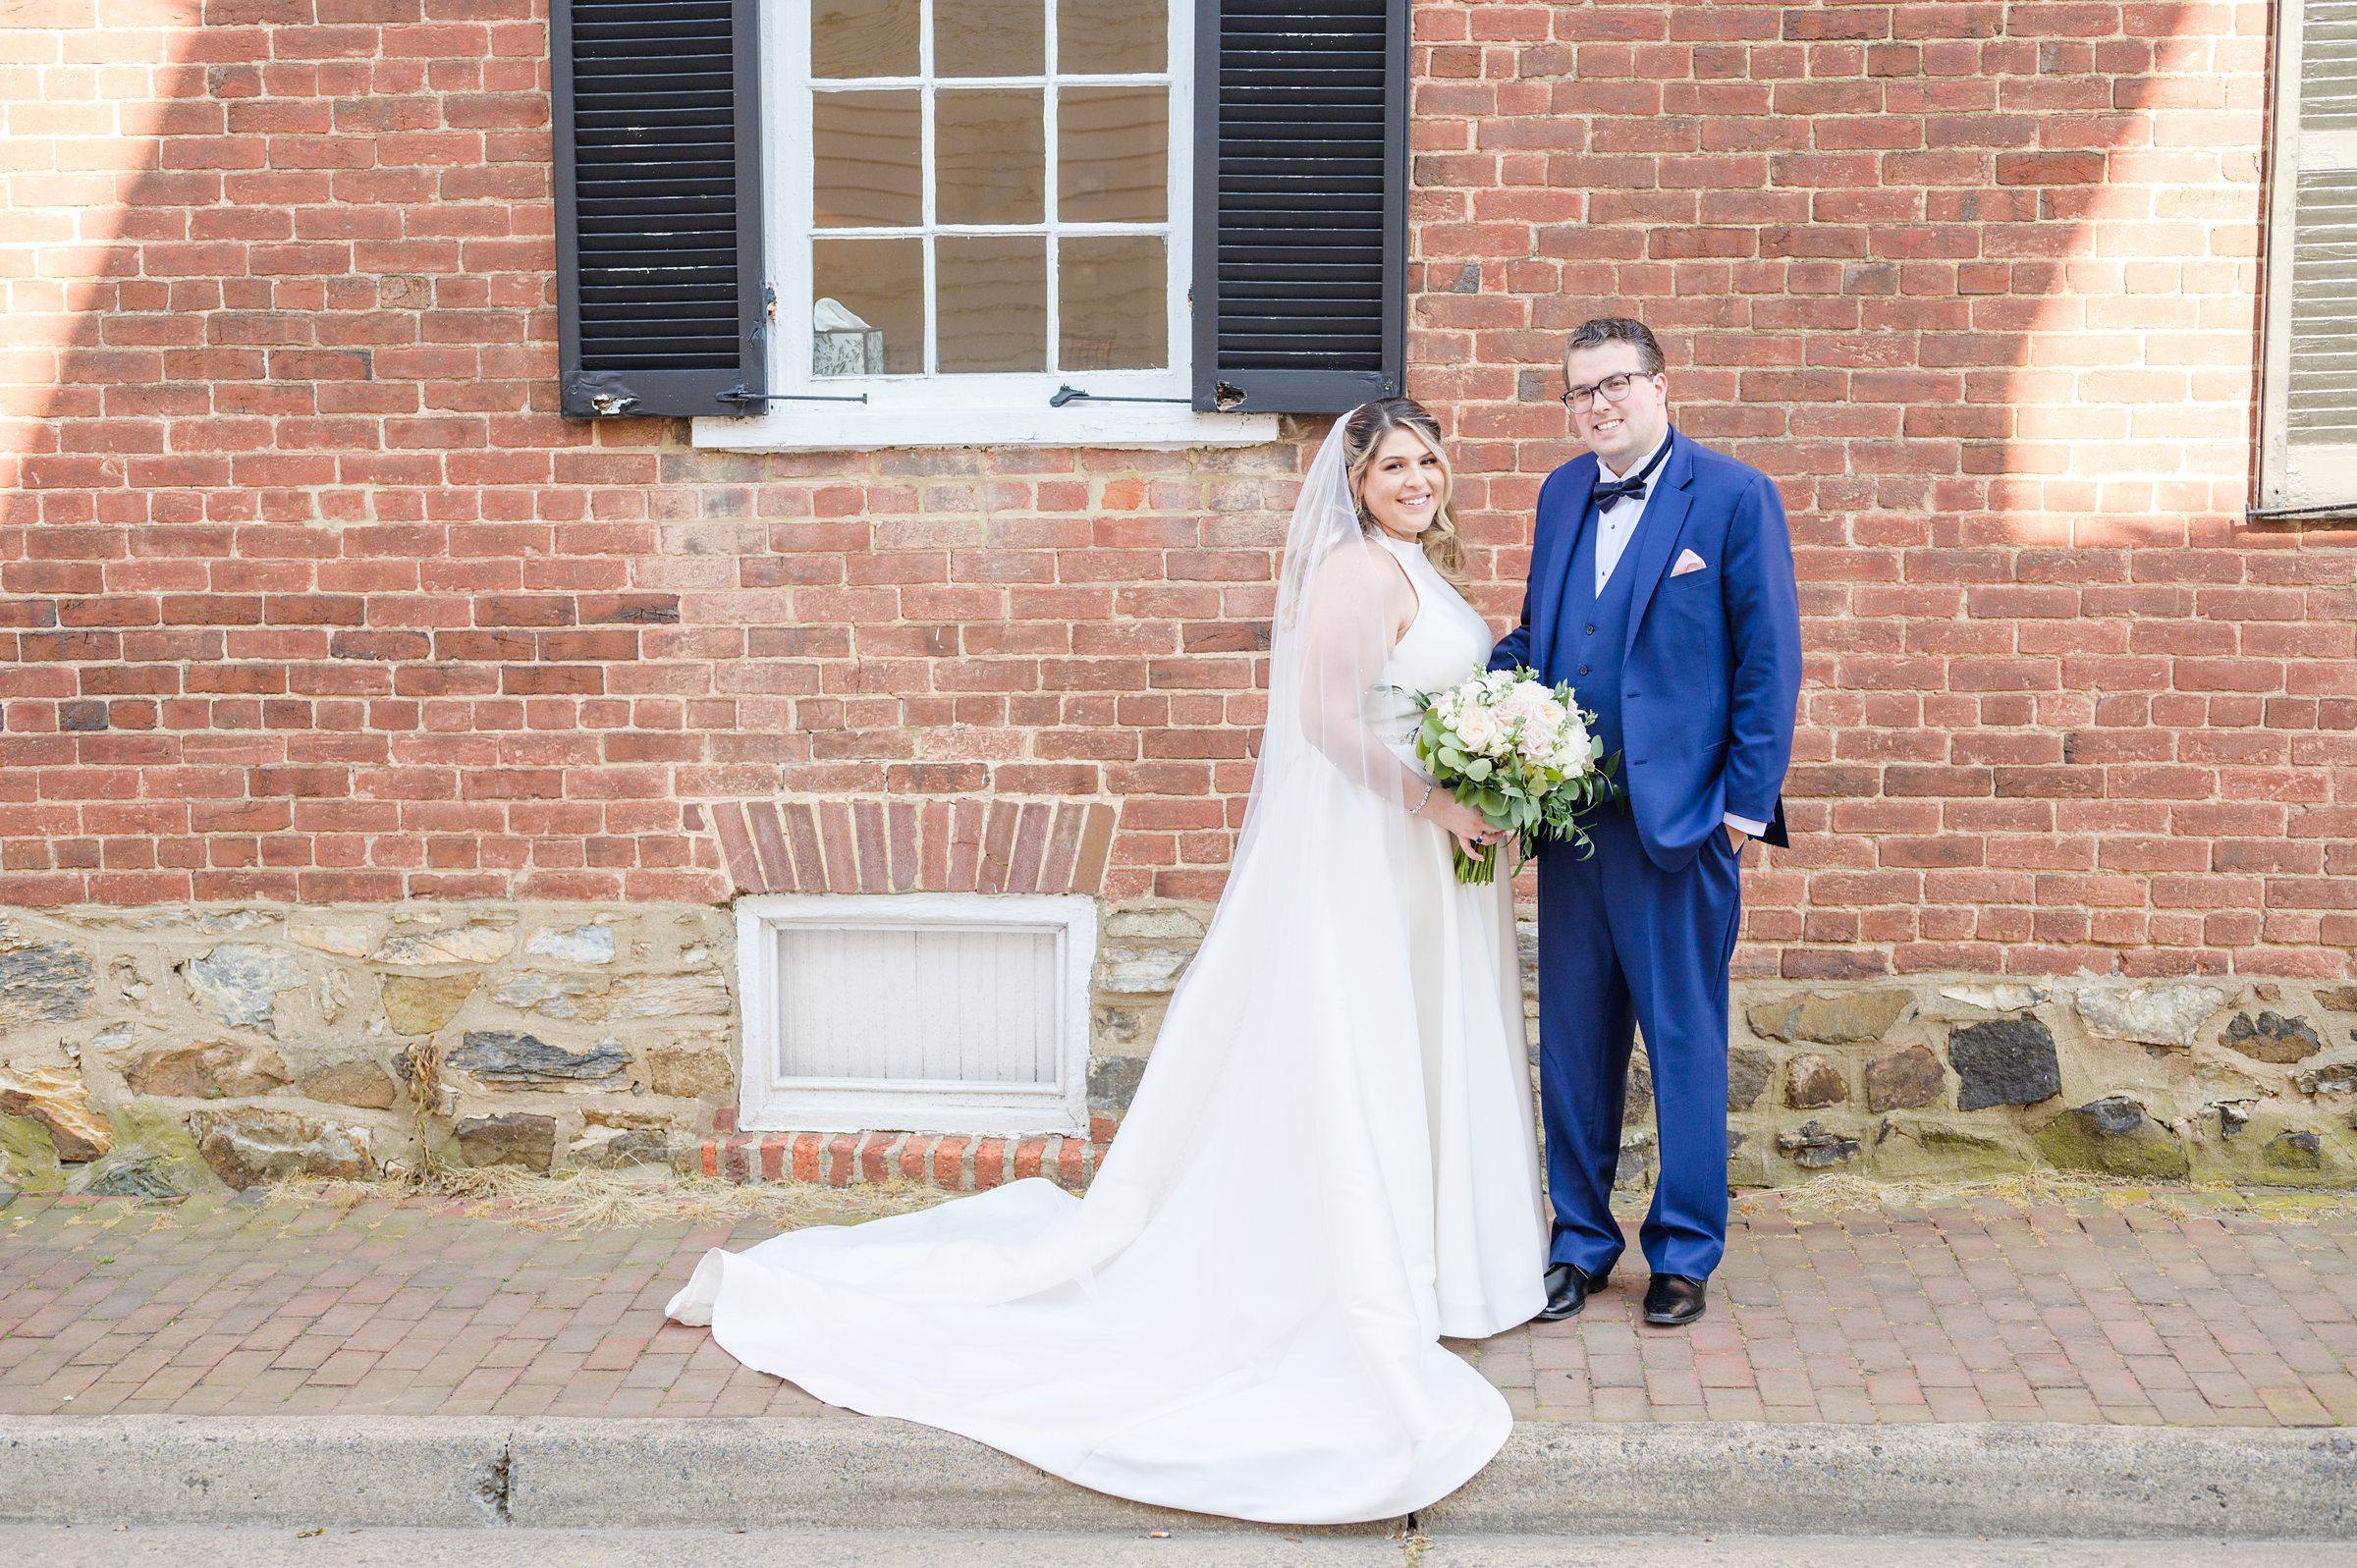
[0,903,738,1196]
[0,897,1168,1197]
[3,899,2351,1196]
[1102,903,2357,1189]
[1717,974,2355,1189]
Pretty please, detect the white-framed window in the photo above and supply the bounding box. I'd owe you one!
[694,0,1275,452]
[735,892,1096,1135]
[2261,0,2357,519]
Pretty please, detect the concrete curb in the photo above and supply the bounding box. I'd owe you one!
[504,1417,1216,1534]
[1,1416,2351,1539]
[1431,1420,2357,1539]
[0,1415,511,1529]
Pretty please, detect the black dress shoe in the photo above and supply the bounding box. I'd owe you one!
[1642,1272,1707,1326]
[1536,1262,1611,1323]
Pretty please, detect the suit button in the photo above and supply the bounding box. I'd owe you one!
[1577,664,1589,676]
[1584,623,1596,635]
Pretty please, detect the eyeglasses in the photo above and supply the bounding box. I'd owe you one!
[1560,372,1646,411]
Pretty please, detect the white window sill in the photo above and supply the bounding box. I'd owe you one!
[691,404,1281,454]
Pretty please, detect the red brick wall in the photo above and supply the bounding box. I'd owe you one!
[3,0,2351,982]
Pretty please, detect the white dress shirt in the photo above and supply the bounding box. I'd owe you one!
[1592,432,1667,597]
[1594,433,1767,842]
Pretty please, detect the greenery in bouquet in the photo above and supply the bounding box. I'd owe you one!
[1410,667,1620,884]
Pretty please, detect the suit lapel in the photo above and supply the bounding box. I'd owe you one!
[1529,455,1597,676]
[1619,430,1697,659]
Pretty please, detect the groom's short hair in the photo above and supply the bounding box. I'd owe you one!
[1564,317,1665,376]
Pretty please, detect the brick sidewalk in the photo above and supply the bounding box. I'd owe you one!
[2,1187,2352,1429]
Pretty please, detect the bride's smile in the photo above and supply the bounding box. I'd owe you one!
[1360,429,1450,539]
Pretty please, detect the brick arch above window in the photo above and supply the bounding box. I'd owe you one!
[698,797,1118,897]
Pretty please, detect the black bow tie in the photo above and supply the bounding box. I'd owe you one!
[1588,437,1672,513]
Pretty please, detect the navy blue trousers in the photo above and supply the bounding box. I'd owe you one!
[1534,809,1742,1281]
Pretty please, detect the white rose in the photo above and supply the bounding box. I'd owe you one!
[1551,719,1594,771]
[1453,706,1496,749]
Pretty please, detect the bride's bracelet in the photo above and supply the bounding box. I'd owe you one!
[1408,780,1434,816]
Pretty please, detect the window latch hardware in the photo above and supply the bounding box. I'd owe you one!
[1049,384,1192,408]
[718,386,870,406]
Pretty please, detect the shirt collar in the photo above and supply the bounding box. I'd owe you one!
[1595,428,1671,486]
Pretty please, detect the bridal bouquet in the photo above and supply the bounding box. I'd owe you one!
[1411,668,1617,885]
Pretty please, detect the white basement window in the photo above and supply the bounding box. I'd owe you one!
[693,0,1275,451]
[736,892,1096,1135]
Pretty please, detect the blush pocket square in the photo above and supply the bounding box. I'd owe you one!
[1671,549,1708,577]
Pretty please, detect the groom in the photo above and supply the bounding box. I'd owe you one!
[1490,317,1801,1328]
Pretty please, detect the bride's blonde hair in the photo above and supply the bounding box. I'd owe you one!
[1340,397,1464,579]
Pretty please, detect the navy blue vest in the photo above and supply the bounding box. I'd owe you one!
[1557,507,1640,763]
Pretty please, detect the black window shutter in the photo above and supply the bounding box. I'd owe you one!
[554,0,765,419]
[1192,0,1407,414]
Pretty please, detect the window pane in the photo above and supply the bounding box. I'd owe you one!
[814,90,920,228]
[938,237,1046,372]
[1059,0,1164,73]
[935,0,1044,78]
[811,0,917,78]
[813,238,924,375]
[1059,236,1164,370]
[1058,86,1166,224]
[937,89,1044,225]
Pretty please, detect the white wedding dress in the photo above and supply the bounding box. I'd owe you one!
[667,424,1547,1524]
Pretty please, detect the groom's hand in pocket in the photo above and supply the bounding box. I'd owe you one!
[1724,823,1750,853]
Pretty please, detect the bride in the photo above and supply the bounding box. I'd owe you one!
[667,399,1549,1524]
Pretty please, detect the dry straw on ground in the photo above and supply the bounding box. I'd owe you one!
[1732,1170,2357,1227]
[1734,1169,2198,1217]
[269,1162,952,1232]
[253,1163,2357,1236]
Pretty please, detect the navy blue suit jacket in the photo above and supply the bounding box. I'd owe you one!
[1491,429,1802,871]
